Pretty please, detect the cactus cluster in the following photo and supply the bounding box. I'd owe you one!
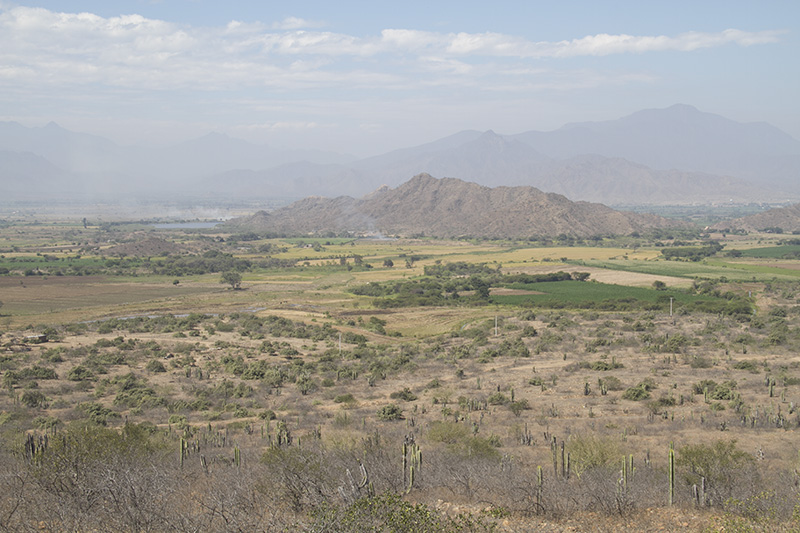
[692,476,707,507]
[548,436,570,479]
[402,439,422,493]
[274,420,292,447]
[618,454,634,498]
[24,433,48,465]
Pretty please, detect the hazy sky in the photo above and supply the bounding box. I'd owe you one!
[1,0,797,156]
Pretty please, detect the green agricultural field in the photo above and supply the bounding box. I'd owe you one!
[575,257,800,280]
[492,279,754,317]
[704,259,800,277]
[280,237,357,246]
[0,254,130,275]
[733,244,800,258]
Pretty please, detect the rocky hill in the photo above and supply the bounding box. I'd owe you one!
[227,174,691,238]
[712,203,800,233]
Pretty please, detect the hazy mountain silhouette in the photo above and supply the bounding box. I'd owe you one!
[1,105,797,205]
[511,104,800,192]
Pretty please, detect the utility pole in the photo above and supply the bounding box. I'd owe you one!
[669,297,674,318]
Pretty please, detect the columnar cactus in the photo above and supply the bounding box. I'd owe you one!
[537,465,544,507]
[668,442,675,506]
[179,437,188,468]
[402,441,422,492]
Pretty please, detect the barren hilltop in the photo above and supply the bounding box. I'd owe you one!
[228,174,690,238]
[713,202,800,233]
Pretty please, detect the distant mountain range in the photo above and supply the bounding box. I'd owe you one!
[227,174,692,238]
[2,104,799,206]
[512,104,800,190]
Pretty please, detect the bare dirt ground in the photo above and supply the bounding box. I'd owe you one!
[491,288,545,296]
[769,262,800,271]
[441,506,716,532]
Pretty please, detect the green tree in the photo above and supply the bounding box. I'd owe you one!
[220,271,242,290]
[471,277,490,299]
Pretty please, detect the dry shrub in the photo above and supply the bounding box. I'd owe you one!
[567,434,622,478]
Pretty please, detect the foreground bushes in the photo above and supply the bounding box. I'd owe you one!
[0,422,797,531]
[311,493,496,532]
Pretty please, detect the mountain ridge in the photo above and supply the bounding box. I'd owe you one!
[2,104,798,205]
[511,104,800,191]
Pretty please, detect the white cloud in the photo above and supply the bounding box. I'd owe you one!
[549,29,783,57]
[418,56,473,75]
[271,16,325,30]
[380,29,443,50]
[0,5,784,105]
[382,27,782,58]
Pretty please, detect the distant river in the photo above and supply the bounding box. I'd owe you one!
[152,221,221,229]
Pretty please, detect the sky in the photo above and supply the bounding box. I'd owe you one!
[0,0,798,157]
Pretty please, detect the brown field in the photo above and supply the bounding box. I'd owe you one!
[0,275,218,320]
[768,262,800,271]
[490,288,544,296]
